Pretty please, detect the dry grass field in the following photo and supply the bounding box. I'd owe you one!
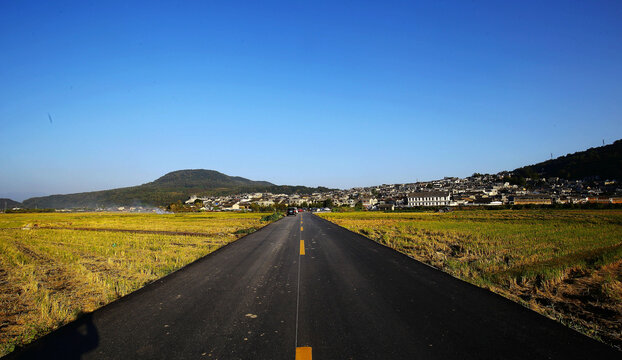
[0,212,274,356]
[318,210,622,349]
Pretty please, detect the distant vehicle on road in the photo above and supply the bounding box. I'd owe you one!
[287,207,297,216]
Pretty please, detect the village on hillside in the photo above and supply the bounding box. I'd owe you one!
[5,173,620,213]
[180,173,622,212]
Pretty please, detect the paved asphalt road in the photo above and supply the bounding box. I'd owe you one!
[7,213,619,359]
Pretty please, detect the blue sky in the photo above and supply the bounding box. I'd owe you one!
[1,1,622,201]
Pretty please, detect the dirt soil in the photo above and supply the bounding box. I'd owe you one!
[0,266,33,347]
[495,261,622,351]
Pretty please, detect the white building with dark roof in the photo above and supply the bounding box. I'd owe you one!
[407,191,450,207]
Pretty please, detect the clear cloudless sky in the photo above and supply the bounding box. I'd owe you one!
[1,0,622,201]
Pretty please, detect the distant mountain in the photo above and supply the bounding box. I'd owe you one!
[512,139,622,181]
[22,169,331,209]
[150,169,274,189]
[0,198,23,210]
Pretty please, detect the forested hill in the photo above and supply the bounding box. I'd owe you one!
[21,169,331,209]
[513,139,622,181]
[0,198,23,210]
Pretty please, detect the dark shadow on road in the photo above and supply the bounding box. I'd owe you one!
[6,313,99,360]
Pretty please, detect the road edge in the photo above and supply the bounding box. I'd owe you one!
[2,215,286,359]
[311,213,621,354]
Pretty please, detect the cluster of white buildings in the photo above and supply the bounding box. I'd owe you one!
[406,191,451,207]
[184,173,621,211]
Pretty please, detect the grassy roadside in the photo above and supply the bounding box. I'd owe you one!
[317,210,622,350]
[0,212,275,356]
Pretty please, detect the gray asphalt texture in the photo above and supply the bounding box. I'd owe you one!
[6,212,619,359]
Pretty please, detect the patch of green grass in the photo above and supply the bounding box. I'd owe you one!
[260,212,284,222]
[234,227,257,235]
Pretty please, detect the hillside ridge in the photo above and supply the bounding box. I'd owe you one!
[22,169,326,209]
[511,139,622,181]
[0,198,23,210]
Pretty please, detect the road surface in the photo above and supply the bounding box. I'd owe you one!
[7,212,619,359]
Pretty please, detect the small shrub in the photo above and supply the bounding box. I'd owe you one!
[260,212,283,222]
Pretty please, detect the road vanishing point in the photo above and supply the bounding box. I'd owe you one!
[7,213,619,359]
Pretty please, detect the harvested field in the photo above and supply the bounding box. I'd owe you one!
[0,212,275,356]
[318,210,622,350]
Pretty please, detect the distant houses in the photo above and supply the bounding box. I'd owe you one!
[175,172,620,213]
[587,196,622,204]
[407,191,450,207]
[511,196,552,205]
[377,203,395,211]
[361,197,378,209]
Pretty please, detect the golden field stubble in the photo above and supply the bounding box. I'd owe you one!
[0,212,273,355]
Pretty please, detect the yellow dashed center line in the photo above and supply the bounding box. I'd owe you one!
[296,346,312,360]
[295,215,310,358]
